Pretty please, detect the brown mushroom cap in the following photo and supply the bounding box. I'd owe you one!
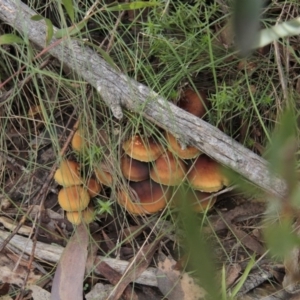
[173,188,216,213]
[117,179,172,214]
[121,154,149,182]
[150,151,187,186]
[187,155,226,192]
[122,135,164,162]
[165,132,201,160]
[177,89,207,118]
[58,186,90,211]
[54,160,82,187]
[66,206,95,225]
[86,178,101,197]
[94,164,113,187]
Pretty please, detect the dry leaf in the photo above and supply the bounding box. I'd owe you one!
[226,263,242,287]
[231,226,265,255]
[51,223,89,300]
[30,285,51,300]
[156,253,206,300]
[0,296,13,300]
[86,283,114,300]
[0,253,41,287]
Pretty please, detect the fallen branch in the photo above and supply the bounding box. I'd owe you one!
[0,0,287,198]
[0,230,158,287]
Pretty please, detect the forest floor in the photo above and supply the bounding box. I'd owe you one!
[0,0,300,299]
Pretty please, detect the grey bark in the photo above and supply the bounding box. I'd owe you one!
[0,0,287,198]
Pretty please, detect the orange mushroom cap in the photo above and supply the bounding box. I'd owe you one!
[122,135,164,162]
[94,164,113,187]
[121,154,149,182]
[165,132,201,160]
[117,179,172,214]
[86,178,101,197]
[58,186,90,212]
[187,155,226,192]
[150,151,187,186]
[71,129,86,153]
[177,89,207,118]
[66,206,95,225]
[54,160,82,187]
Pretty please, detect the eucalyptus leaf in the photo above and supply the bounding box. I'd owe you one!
[0,34,24,45]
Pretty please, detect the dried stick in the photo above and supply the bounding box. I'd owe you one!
[0,0,287,198]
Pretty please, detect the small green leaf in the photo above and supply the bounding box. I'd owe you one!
[96,199,114,216]
[55,20,87,39]
[62,0,75,23]
[44,18,54,45]
[31,15,44,21]
[0,34,24,45]
[106,1,159,12]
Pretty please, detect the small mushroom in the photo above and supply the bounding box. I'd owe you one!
[94,164,113,187]
[121,154,149,182]
[122,135,164,162]
[71,129,86,153]
[86,178,101,197]
[150,151,187,186]
[187,155,226,192]
[54,160,82,187]
[58,186,90,211]
[66,206,95,225]
[117,179,171,214]
[165,132,201,160]
[177,89,207,118]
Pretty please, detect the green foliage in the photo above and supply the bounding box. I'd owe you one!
[106,1,159,11]
[61,0,75,23]
[0,34,25,45]
[176,186,220,300]
[2,1,300,299]
[95,199,114,216]
[263,109,300,259]
[230,256,256,298]
[264,220,300,259]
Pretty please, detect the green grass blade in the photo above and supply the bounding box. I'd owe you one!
[62,0,75,23]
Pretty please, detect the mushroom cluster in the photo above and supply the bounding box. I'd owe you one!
[57,89,228,219]
[108,90,227,214]
[54,159,99,225]
[115,132,227,214]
